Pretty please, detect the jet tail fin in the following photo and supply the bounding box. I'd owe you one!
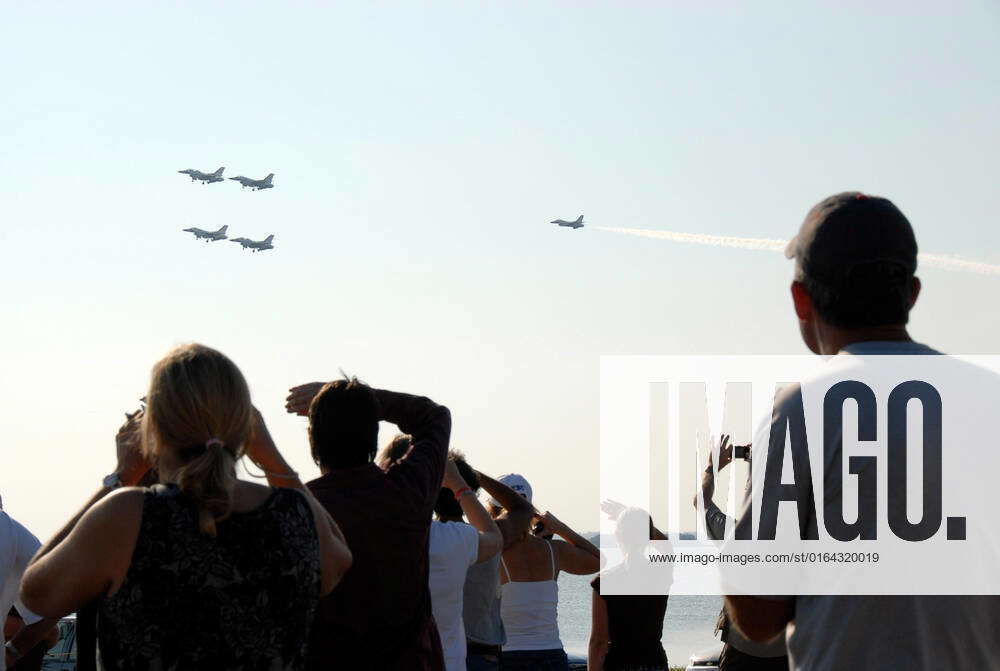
[217,225,228,234]
[264,173,274,184]
[214,167,225,177]
[263,234,274,243]
[575,215,584,224]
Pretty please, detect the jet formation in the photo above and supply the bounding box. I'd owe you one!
[182,227,274,252]
[177,167,275,191]
[552,215,584,229]
[177,165,278,253]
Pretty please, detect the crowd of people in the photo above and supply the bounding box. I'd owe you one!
[3,192,1000,671]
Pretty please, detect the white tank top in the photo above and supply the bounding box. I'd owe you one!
[499,540,563,651]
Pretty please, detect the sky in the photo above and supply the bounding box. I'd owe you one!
[1,1,999,539]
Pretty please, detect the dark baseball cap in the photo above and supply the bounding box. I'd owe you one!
[785,192,918,281]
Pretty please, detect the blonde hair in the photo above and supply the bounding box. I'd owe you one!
[142,343,252,536]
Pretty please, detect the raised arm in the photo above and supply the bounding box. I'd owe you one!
[723,430,793,643]
[538,512,601,575]
[244,408,352,593]
[286,382,451,507]
[444,460,501,563]
[22,412,149,617]
[603,499,668,543]
[374,389,451,503]
[476,470,536,549]
[693,435,736,541]
[23,488,144,618]
[374,389,451,449]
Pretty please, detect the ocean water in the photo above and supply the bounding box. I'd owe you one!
[556,572,722,666]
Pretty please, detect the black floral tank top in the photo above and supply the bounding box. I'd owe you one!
[98,485,321,671]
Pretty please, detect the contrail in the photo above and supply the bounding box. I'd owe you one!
[593,226,1000,276]
[593,226,788,252]
[916,253,1000,276]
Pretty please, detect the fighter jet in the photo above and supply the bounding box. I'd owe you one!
[229,173,275,191]
[178,167,225,184]
[183,225,229,242]
[551,215,584,229]
[231,235,275,252]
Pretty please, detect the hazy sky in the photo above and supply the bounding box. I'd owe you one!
[2,1,999,539]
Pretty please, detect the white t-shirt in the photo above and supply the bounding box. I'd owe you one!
[428,520,480,671]
[1,511,43,671]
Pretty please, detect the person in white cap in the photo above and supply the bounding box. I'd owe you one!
[489,474,601,671]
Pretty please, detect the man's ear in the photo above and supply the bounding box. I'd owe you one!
[910,276,921,308]
[791,281,813,321]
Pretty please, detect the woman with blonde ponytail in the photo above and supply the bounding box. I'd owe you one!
[21,344,352,671]
[140,343,256,537]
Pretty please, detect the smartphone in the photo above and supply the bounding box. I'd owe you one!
[734,444,751,460]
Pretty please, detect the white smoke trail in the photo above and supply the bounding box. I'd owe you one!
[917,253,1000,276]
[593,226,1000,277]
[593,226,788,252]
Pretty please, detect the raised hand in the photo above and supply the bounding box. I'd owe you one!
[601,499,627,521]
[694,434,733,508]
[712,434,734,471]
[285,382,327,416]
[245,408,283,471]
[442,458,467,492]
[534,511,566,538]
[115,409,152,486]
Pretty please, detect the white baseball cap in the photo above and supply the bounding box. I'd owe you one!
[488,473,533,507]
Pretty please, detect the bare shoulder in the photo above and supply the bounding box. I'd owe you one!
[550,537,578,560]
[89,488,145,525]
[504,534,546,562]
[71,488,145,542]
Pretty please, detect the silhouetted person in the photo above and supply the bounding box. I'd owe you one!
[491,474,600,671]
[463,465,536,671]
[695,437,787,671]
[590,503,672,671]
[286,379,452,671]
[378,441,503,671]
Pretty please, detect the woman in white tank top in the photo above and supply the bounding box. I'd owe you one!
[490,474,601,671]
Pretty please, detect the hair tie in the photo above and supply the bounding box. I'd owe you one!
[205,438,225,450]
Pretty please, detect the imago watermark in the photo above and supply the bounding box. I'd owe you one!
[598,355,1000,596]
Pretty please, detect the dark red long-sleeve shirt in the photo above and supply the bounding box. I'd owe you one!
[307,390,450,671]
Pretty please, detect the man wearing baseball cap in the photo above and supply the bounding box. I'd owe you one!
[784,191,921,354]
[724,192,1000,670]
